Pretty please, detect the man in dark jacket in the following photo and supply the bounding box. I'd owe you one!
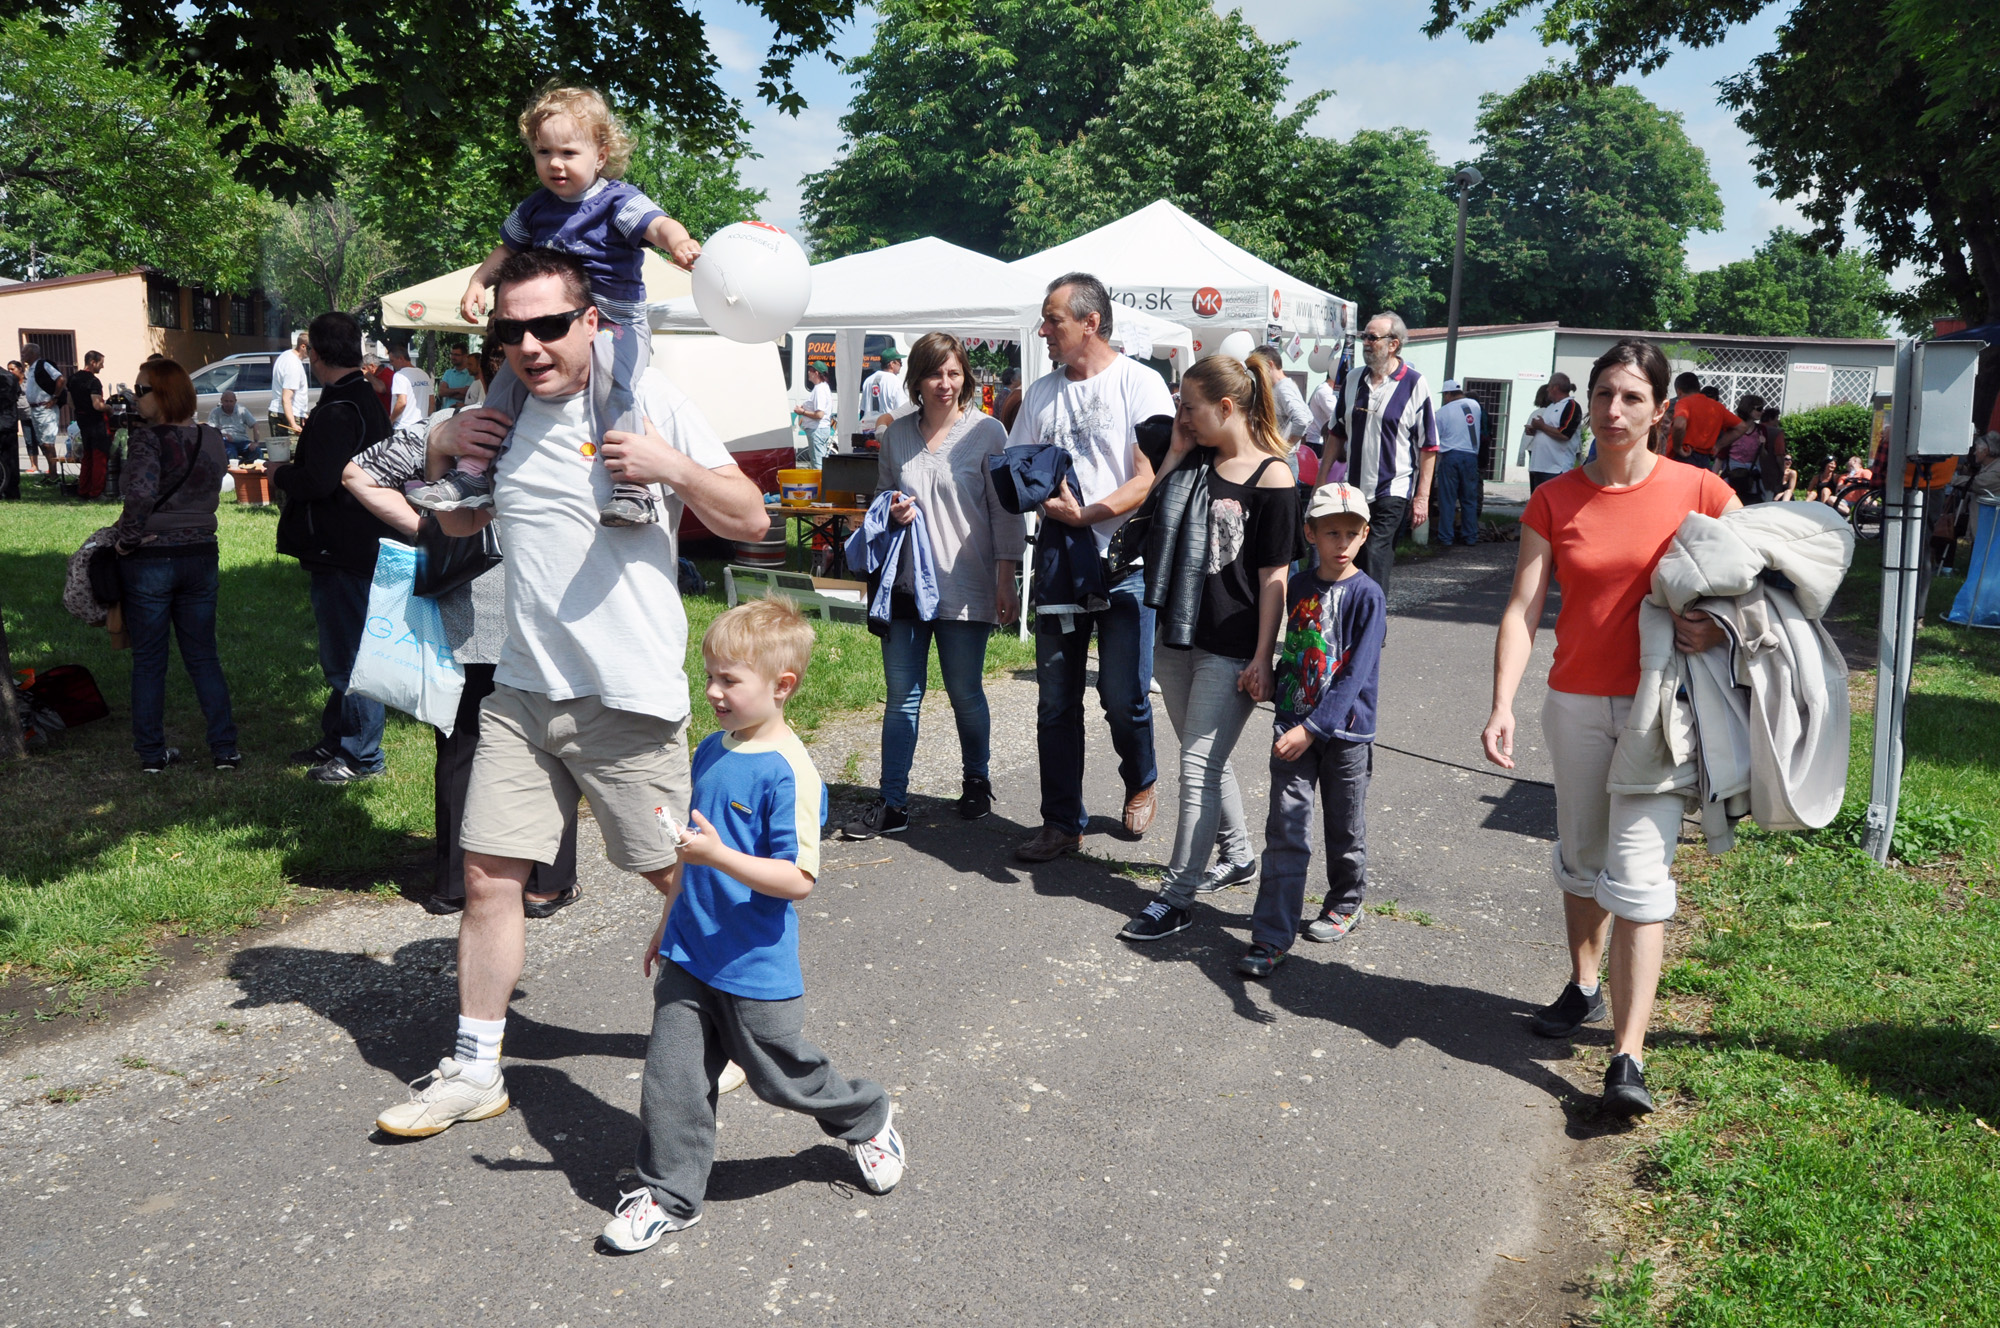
[275,310,396,784]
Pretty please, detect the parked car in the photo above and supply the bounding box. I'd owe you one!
[187,351,316,424]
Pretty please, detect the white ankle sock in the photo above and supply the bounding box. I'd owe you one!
[454,1015,506,1082]
[1576,981,1600,997]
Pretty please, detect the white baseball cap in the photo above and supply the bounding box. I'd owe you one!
[1305,483,1371,523]
[1441,378,1463,393]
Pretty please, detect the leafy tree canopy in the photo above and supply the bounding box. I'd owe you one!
[1676,228,1892,339]
[21,0,855,203]
[1458,85,1722,330]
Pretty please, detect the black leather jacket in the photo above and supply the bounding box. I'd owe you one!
[1141,446,1217,650]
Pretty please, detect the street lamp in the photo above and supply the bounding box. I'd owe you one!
[1443,165,1482,383]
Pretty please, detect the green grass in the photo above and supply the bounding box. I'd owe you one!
[1600,544,2000,1325]
[0,489,1032,999]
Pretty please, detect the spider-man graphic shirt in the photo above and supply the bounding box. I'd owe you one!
[1274,567,1386,744]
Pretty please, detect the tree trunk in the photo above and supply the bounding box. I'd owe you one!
[0,596,27,761]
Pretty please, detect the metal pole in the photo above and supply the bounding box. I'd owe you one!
[1444,191,1469,383]
[1863,338,1916,862]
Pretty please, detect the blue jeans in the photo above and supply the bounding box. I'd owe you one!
[879,618,992,809]
[1435,449,1481,545]
[121,548,238,763]
[1034,569,1158,836]
[307,566,386,773]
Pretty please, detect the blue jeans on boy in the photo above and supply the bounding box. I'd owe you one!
[1435,449,1481,545]
[307,567,386,773]
[1034,568,1158,836]
[880,618,992,810]
[121,548,238,763]
[1251,730,1371,951]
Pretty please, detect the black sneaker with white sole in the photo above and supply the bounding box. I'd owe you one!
[841,798,909,841]
[1602,1053,1654,1117]
[140,748,183,775]
[1118,898,1193,942]
[957,776,993,821]
[288,742,337,767]
[1194,858,1256,894]
[1530,980,1608,1037]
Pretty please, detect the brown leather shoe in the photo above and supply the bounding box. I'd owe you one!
[1015,824,1082,863]
[1123,784,1158,836]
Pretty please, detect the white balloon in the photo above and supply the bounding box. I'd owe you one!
[1212,330,1255,362]
[690,221,813,344]
[1307,344,1334,374]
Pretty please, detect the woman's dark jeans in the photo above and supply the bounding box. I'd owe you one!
[121,547,239,763]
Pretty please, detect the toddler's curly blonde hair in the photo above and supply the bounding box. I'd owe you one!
[518,84,633,180]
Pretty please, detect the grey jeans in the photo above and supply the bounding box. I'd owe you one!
[635,959,890,1219]
[1251,732,1371,950]
[1154,645,1257,909]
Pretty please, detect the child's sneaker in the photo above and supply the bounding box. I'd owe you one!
[718,1060,747,1095]
[1236,942,1288,978]
[851,1105,905,1195]
[600,482,659,527]
[409,469,494,512]
[1302,908,1363,943]
[600,1187,702,1253]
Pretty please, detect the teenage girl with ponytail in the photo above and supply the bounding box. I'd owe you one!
[1119,354,1301,942]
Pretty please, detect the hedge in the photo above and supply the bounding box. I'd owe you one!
[1779,404,1873,480]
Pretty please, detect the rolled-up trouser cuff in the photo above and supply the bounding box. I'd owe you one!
[1596,868,1677,924]
[1550,837,1598,898]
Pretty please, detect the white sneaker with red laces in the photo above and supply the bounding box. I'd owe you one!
[601,1188,702,1253]
[851,1104,906,1194]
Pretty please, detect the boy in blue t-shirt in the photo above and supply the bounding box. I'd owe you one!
[1240,483,1387,978]
[603,597,906,1254]
[414,85,702,529]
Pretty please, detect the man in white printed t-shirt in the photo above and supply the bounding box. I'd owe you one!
[1007,272,1176,864]
[388,344,434,430]
[376,247,769,1141]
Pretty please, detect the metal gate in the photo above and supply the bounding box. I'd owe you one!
[1829,366,1876,407]
[18,329,76,374]
[1683,346,1789,412]
[1461,378,1510,480]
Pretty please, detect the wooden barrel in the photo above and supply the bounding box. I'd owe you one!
[734,512,790,568]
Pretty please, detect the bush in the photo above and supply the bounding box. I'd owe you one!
[1780,403,1873,480]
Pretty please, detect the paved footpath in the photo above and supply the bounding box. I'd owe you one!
[1,544,1624,1327]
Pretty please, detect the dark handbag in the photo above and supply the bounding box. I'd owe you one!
[86,425,210,606]
[414,512,502,599]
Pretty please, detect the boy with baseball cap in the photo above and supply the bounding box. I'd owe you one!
[1239,483,1388,977]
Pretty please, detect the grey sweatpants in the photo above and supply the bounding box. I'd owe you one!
[1250,732,1372,950]
[636,959,891,1219]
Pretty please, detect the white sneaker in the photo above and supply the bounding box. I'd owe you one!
[601,1187,702,1253]
[851,1104,905,1194]
[718,1060,748,1095]
[373,1058,509,1138]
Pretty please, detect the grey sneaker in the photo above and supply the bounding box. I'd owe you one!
[1302,909,1363,943]
[408,468,493,512]
[600,483,659,527]
[1195,858,1256,894]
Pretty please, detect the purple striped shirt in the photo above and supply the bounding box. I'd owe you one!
[1333,362,1439,502]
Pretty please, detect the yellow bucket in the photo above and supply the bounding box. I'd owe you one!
[778,468,821,506]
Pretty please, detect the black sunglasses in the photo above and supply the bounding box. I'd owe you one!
[132,384,153,398]
[491,307,591,346]
[1358,332,1398,344]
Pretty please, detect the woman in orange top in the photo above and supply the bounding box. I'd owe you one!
[1481,339,1740,1118]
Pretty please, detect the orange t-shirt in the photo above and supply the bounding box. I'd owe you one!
[1523,461,1737,696]
[1675,395,1741,456]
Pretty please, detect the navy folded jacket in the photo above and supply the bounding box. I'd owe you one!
[988,444,1108,613]
[844,489,940,632]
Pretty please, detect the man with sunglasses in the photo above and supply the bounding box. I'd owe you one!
[373,247,768,1140]
[1327,313,1439,597]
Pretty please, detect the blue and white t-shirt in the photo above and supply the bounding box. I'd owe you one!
[1334,362,1440,503]
[1435,395,1483,454]
[502,178,666,324]
[664,729,826,1000]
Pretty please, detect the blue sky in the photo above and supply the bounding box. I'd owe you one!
[696,0,1810,273]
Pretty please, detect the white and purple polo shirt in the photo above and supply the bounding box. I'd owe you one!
[1333,362,1440,503]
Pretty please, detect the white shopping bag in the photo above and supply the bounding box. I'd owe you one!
[349,538,466,735]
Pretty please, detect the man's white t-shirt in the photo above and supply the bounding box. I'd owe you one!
[270,350,310,419]
[1008,354,1176,553]
[390,366,433,429]
[1435,395,1483,453]
[491,367,732,722]
[860,368,907,420]
[1526,397,1583,475]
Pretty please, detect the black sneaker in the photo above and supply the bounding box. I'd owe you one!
[841,799,908,841]
[140,748,183,775]
[1118,898,1193,942]
[1602,1053,1654,1117]
[1530,980,1608,1038]
[308,755,381,785]
[420,893,464,916]
[957,776,993,821]
[1195,858,1256,894]
[524,885,581,919]
[288,741,337,767]
[213,752,243,771]
[1236,942,1288,978]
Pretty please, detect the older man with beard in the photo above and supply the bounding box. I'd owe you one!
[1327,313,1439,597]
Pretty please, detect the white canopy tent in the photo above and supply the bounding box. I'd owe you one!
[1009,199,1357,353]
[649,236,1190,447]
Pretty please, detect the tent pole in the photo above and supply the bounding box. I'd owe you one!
[1863,338,1916,863]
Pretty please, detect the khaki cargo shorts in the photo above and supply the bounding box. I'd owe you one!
[461,685,691,876]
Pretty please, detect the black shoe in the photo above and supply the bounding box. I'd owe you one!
[1236,942,1288,978]
[289,741,337,767]
[307,755,380,784]
[420,893,464,916]
[1119,898,1193,942]
[1602,1053,1654,1117]
[1530,980,1608,1038]
[1195,858,1257,894]
[957,776,993,821]
[140,748,183,775]
[524,885,581,919]
[213,752,243,771]
[841,799,908,841]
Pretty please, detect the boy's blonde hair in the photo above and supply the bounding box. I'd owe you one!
[703,596,815,690]
[519,84,633,180]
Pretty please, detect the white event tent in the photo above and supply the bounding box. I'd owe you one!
[1009,199,1357,354]
[649,235,1190,447]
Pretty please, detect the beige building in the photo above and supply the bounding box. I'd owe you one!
[0,269,286,387]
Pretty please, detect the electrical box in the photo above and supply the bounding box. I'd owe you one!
[1908,340,1981,459]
